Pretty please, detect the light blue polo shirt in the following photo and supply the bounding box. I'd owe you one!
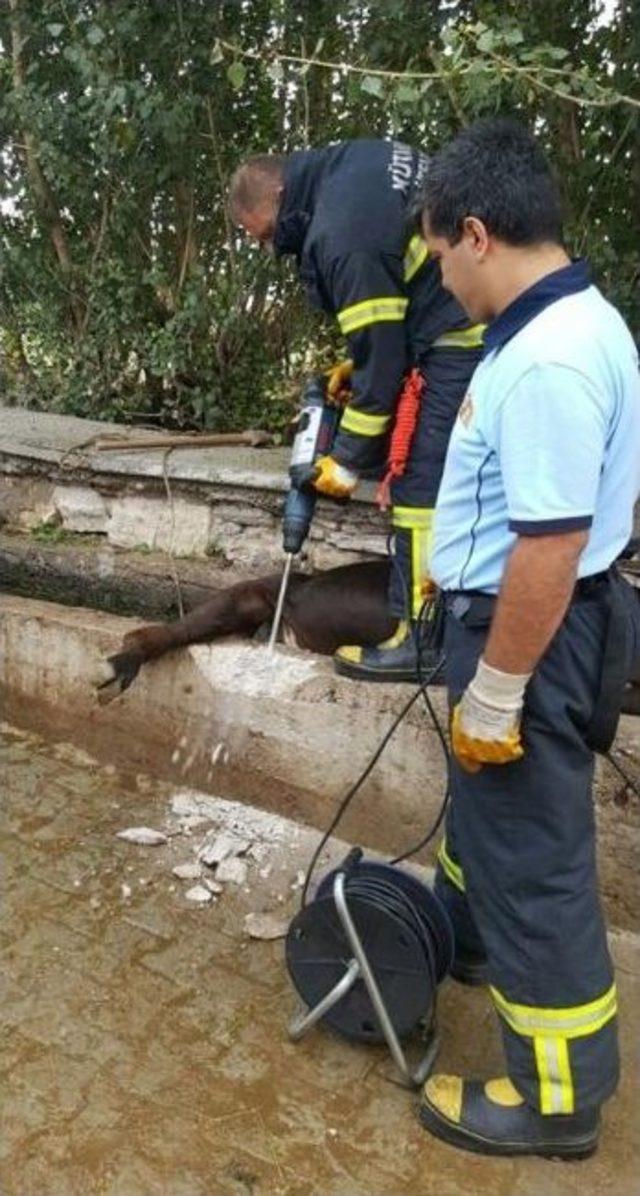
[431,261,640,594]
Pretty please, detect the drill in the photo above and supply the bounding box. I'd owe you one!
[268,375,341,650]
[283,374,341,553]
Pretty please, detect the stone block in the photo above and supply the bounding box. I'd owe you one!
[212,502,276,529]
[108,495,212,557]
[53,485,110,534]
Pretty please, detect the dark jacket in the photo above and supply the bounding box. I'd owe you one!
[273,139,481,470]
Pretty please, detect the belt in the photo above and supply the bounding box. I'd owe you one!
[445,570,613,620]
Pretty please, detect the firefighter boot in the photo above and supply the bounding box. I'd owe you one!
[333,620,442,683]
[419,1076,600,1159]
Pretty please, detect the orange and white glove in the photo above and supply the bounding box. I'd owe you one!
[313,455,358,499]
[451,658,530,773]
[326,359,353,405]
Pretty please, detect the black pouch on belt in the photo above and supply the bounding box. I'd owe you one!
[581,569,633,754]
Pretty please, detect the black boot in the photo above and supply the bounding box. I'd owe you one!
[333,620,442,683]
[419,1075,599,1159]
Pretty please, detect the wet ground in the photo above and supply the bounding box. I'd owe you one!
[1,723,639,1196]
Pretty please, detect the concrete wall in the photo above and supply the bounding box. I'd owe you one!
[0,408,387,572]
[1,593,638,931]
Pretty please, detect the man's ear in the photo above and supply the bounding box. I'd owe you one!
[463,215,490,260]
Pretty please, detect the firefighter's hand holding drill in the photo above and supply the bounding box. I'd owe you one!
[451,658,530,773]
[325,359,353,404]
[313,456,358,499]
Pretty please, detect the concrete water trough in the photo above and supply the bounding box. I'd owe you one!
[1,408,639,931]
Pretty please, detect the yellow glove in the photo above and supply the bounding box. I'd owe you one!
[313,455,358,499]
[451,658,530,773]
[326,359,353,405]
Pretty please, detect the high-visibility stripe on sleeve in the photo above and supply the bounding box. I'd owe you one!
[337,296,408,336]
[534,1035,575,1115]
[490,981,617,1040]
[432,324,486,350]
[437,836,466,892]
[404,234,429,283]
[339,406,391,437]
[391,505,434,532]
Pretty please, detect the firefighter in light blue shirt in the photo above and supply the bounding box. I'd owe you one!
[416,118,640,1160]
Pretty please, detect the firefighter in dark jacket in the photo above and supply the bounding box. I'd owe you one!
[229,139,484,681]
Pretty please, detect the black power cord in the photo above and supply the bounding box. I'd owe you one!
[300,540,452,909]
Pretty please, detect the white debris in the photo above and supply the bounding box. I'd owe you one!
[210,742,225,766]
[189,640,318,698]
[116,827,168,846]
[259,866,272,879]
[244,912,289,941]
[290,870,306,891]
[183,816,211,832]
[172,862,202,881]
[198,831,250,868]
[185,884,213,904]
[216,857,248,885]
[121,883,132,899]
[170,789,300,847]
[171,791,224,821]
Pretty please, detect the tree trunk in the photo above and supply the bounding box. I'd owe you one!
[8,0,82,330]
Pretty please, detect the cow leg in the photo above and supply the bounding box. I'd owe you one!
[93,574,291,704]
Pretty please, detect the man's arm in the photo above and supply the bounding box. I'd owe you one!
[484,529,588,674]
[451,361,606,771]
[327,250,408,472]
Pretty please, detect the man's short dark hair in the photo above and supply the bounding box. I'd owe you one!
[228,154,287,219]
[421,117,564,246]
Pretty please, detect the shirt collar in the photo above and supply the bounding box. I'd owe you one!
[273,148,330,258]
[483,259,591,357]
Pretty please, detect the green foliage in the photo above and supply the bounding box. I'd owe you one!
[1,0,638,433]
[30,521,70,543]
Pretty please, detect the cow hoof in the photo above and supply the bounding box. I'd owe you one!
[91,659,116,687]
[92,651,143,705]
[90,659,121,706]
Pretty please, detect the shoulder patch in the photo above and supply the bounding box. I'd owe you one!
[458,393,474,427]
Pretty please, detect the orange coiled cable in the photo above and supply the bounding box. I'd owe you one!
[376,368,424,510]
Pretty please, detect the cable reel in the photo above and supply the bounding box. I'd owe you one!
[286,848,454,1087]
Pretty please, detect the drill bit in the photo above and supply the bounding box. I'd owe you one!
[267,553,294,653]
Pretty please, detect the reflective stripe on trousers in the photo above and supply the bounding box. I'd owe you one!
[390,507,434,619]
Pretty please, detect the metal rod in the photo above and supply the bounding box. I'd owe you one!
[333,872,412,1084]
[267,553,294,653]
[288,959,361,1040]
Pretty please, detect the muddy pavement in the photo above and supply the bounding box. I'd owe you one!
[1,724,639,1196]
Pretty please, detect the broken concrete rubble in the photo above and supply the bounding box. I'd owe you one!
[197,830,250,867]
[115,826,168,846]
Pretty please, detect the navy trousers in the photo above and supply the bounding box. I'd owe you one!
[434,574,640,1112]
